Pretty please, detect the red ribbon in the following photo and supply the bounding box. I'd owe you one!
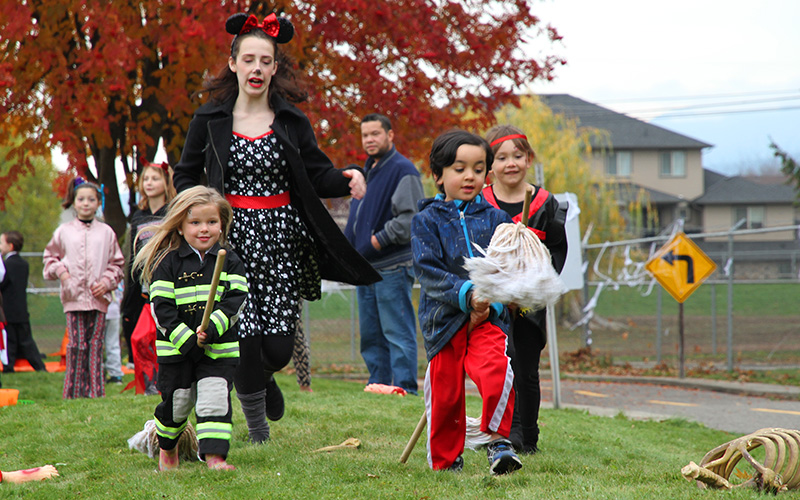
[240,13,280,37]
[489,133,528,148]
[140,157,170,175]
[156,162,170,175]
[226,191,290,209]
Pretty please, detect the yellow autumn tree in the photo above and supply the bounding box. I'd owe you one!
[492,94,627,245]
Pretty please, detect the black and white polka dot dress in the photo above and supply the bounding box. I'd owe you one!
[225,131,320,337]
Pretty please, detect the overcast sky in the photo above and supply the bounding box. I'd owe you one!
[525,0,800,173]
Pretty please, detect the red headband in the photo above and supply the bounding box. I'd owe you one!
[490,133,527,148]
[140,157,170,175]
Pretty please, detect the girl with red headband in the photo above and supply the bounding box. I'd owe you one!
[121,160,176,394]
[482,124,568,454]
[173,12,379,444]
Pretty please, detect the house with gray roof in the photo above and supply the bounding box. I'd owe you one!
[540,94,800,277]
[540,94,798,234]
[694,172,799,278]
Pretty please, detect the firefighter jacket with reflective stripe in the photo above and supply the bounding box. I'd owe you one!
[150,241,248,365]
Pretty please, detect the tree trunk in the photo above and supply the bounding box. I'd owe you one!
[94,145,126,239]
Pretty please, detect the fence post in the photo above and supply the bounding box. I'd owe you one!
[710,284,717,354]
[656,285,662,364]
[350,286,357,361]
[727,219,746,372]
[546,304,561,409]
[582,275,592,348]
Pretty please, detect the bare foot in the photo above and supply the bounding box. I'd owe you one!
[299,385,313,393]
[2,465,59,483]
[159,448,179,471]
[206,454,235,470]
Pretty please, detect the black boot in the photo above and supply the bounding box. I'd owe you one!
[265,376,285,421]
[520,425,540,454]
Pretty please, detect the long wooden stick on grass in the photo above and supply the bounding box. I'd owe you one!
[399,411,427,464]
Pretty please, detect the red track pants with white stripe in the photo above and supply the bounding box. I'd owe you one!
[424,321,515,470]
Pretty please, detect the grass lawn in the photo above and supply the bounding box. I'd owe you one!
[562,282,800,371]
[0,372,776,499]
[591,282,800,317]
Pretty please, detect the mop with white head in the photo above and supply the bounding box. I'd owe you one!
[463,220,566,310]
[461,217,566,450]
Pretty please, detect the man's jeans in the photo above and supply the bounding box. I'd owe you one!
[357,265,418,394]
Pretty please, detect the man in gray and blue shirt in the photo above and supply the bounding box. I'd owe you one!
[345,113,424,394]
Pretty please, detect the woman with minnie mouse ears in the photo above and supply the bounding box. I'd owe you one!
[173,12,380,444]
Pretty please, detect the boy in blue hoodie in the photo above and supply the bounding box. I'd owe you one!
[411,129,521,475]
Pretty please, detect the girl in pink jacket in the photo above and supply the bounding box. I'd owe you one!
[43,178,124,399]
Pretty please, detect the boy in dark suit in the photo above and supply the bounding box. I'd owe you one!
[0,231,46,372]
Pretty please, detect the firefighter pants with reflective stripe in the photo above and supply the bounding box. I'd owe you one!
[154,359,235,459]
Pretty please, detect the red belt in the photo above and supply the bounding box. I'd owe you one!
[226,191,290,209]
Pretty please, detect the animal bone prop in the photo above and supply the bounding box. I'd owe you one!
[681,427,800,493]
[314,437,362,453]
[463,221,565,309]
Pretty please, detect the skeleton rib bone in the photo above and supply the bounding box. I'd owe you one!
[682,428,800,493]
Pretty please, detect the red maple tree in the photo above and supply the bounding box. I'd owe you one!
[0,0,563,236]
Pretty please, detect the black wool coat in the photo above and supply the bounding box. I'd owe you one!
[173,94,380,290]
[0,253,28,323]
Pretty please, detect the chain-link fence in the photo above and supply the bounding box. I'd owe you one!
[568,224,800,372]
[23,226,800,375]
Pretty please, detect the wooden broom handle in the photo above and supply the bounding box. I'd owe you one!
[521,186,533,225]
[199,249,226,333]
[399,411,427,464]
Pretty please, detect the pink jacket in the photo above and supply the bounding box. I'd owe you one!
[43,218,125,314]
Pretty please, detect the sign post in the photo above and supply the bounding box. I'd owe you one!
[645,232,717,377]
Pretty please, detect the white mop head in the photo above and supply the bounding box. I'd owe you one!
[464,221,566,311]
[464,415,493,450]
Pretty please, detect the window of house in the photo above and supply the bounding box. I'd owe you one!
[659,151,686,177]
[605,151,632,177]
[733,206,765,229]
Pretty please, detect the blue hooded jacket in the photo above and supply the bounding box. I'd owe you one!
[411,194,513,360]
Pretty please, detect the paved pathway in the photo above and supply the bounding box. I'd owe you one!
[539,375,800,434]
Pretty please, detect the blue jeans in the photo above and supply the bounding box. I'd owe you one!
[357,265,419,394]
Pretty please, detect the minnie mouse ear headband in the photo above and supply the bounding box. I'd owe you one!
[226,12,294,54]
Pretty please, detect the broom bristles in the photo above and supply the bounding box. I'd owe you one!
[464,222,566,308]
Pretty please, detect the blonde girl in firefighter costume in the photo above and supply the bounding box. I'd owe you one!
[482,125,568,454]
[133,186,248,471]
